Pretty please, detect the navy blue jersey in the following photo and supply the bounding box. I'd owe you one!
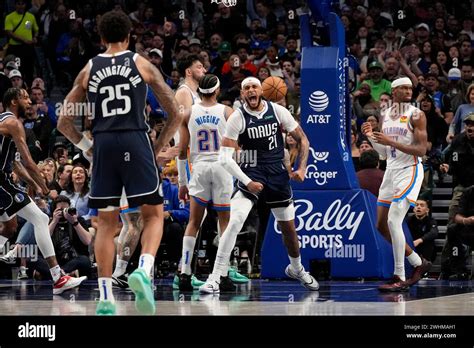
[0,112,17,174]
[87,50,149,134]
[238,102,284,165]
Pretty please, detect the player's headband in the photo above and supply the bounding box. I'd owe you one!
[241,77,261,89]
[199,79,220,94]
[391,77,412,89]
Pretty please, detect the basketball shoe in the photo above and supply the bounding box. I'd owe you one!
[285,265,319,290]
[128,268,155,315]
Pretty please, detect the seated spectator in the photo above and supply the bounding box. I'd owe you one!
[352,83,379,120]
[407,199,438,262]
[49,164,73,200]
[31,196,92,279]
[360,61,392,101]
[221,54,252,100]
[51,142,71,166]
[358,139,373,154]
[60,164,90,218]
[447,85,474,143]
[351,126,361,172]
[163,163,179,186]
[441,186,474,280]
[356,149,384,197]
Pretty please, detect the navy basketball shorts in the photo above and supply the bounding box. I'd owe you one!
[234,161,293,208]
[0,172,31,221]
[89,131,163,209]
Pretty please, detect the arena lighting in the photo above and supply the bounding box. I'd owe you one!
[211,0,238,7]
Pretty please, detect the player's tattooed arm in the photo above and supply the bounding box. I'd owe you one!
[288,125,309,182]
[138,56,181,153]
[57,66,88,144]
[8,119,49,195]
[12,161,40,193]
[372,110,428,157]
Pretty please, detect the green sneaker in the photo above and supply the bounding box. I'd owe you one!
[128,269,156,315]
[173,274,205,290]
[96,300,116,315]
[228,267,249,283]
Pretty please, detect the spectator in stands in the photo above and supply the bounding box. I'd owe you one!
[280,35,301,62]
[163,163,179,186]
[441,185,474,280]
[358,139,374,154]
[447,84,474,142]
[51,142,70,166]
[221,54,252,100]
[356,149,384,197]
[9,69,27,89]
[351,126,361,172]
[441,113,474,223]
[361,61,391,101]
[49,164,73,200]
[352,83,379,120]
[32,195,91,279]
[60,164,90,218]
[407,199,438,262]
[423,73,454,124]
[211,41,231,79]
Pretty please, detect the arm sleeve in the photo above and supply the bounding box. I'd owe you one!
[272,103,298,133]
[218,146,252,186]
[224,110,245,140]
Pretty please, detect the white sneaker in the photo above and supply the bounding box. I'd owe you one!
[199,276,220,294]
[18,266,28,280]
[285,265,319,291]
[0,249,17,264]
[53,275,87,295]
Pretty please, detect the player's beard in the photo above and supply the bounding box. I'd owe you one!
[17,104,27,119]
[245,95,261,110]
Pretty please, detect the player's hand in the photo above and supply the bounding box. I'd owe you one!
[290,168,305,182]
[247,181,263,194]
[372,131,393,146]
[439,163,449,173]
[361,122,373,137]
[178,185,189,202]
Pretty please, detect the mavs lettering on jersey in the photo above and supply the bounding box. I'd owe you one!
[238,103,284,165]
[87,51,149,134]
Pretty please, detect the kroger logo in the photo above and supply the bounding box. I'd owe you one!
[305,147,338,186]
[309,91,329,112]
[274,199,364,240]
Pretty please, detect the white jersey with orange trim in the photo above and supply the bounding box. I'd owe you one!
[381,104,422,170]
[174,84,201,145]
[188,102,227,164]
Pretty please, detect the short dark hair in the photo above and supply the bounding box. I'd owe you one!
[176,54,202,77]
[98,10,131,43]
[359,149,379,169]
[52,195,71,212]
[3,87,23,108]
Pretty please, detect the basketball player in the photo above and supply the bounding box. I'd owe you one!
[57,11,181,315]
[174,55,206,144]
[176,74,235,291]
[200,77,319,293]
[362,77,431,292]
[0,88,86,294]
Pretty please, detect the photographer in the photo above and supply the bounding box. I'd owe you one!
[31,195,92,279]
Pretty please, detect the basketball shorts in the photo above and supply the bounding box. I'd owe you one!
[0,172,31,221]
[188,161,232,211]
[377,162,423,208]
[89,131,163,209]
[234,161,293,208]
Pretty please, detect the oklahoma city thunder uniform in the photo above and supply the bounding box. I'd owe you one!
[187,102,232,211]
[174,84,201,145]
[377,104,424,208]
[232,101,295,208]
[0,112,31,220]
[87,50,162,208]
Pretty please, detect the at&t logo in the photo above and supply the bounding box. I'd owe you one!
[305,147,338,186]
[307,91,331,124]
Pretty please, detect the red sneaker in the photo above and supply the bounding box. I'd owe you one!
[378,275,409,292]
[407,258,432,286]
[53,275,87,295]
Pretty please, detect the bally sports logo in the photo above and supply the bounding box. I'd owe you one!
[308,91,329,112]
[305,147,338,186]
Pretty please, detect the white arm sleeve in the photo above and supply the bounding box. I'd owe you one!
[218,146,252,186]
[177,159,188,186]
[224,110,245,140]
[272,103,298,133]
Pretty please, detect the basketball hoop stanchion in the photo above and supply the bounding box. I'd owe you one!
[261,0,413,279]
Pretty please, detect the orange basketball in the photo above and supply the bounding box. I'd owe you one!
[262,76,288,102]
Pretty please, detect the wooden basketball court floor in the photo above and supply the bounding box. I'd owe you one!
[0,278,473,316]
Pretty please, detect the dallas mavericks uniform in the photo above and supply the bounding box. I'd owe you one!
[235,101,292,208]
[377,104,424,208]
[188,103,232,211]
[0,112,31,220]
[87,50,162,208]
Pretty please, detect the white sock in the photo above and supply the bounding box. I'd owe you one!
[407,251,422,267]
[113,258,128,277]
[388,199,411,281]
[50,265,62,283]
[0,235,8,252]
[98,277,115,303]
[138,253,154,277]
[181,236,196,275]
[289,255,303,272]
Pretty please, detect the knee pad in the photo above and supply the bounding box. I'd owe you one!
[271,205,295,222]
